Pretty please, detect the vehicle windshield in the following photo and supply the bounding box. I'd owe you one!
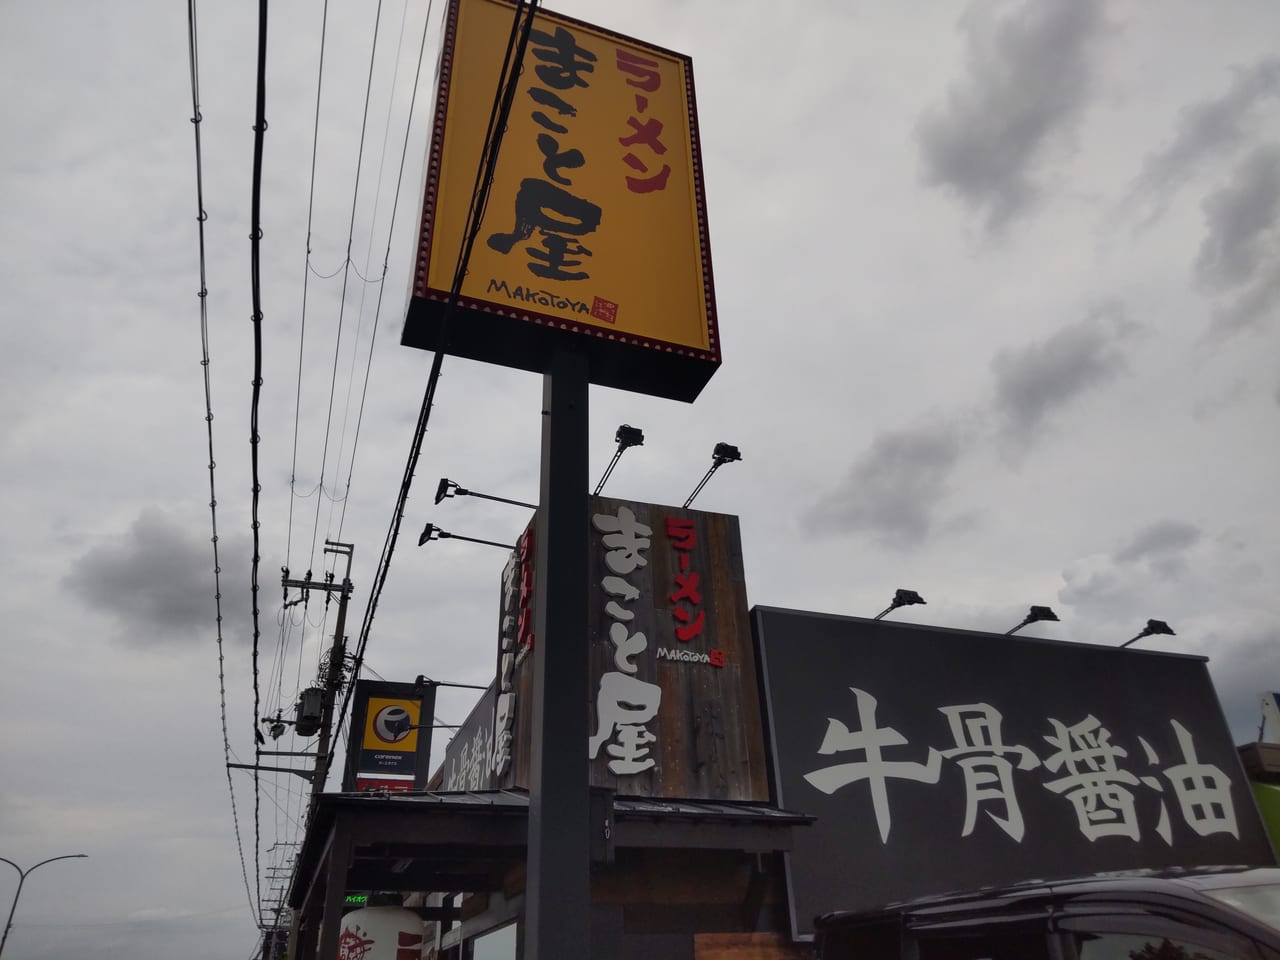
[1203,882,1280,931]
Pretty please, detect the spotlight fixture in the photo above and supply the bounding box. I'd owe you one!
[1120,619,1175,648]
[593,424,645,495]
[873,588,927,621]
[417,522,514,551]
[1005,605,1059,636]
[434,478,535,509]
[683,442,743,508]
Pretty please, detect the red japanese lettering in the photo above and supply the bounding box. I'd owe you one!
[665,517,697,550]
[615,49,661,92]
[627,165,671,193]
[619,116,667,155]
[669,572,702,605]
[674,609,706,642]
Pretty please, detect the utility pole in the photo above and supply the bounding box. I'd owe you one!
[275,541,354,960]
[229,540,356,791]
[285,539,355,802]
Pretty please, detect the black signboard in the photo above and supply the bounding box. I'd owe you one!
[441,682,497,792]
[752,607,1274,938]
[341,680,437,792]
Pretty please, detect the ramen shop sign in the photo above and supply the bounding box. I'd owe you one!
[402,0,721,402]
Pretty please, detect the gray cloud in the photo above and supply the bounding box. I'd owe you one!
[1128,57,1280,221]
[1194,144,1280,337]
[802,420,966,545]
[1113,520,1203,565]
[67,509,248,646]
[917,0,1106,231]
[1195,144,1280,289]
[991,303,1135,443]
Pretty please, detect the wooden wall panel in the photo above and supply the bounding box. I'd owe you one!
[693,932,810,960]
[585,497,768,800]
[498,497,768,800]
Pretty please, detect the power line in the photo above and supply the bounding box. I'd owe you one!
[305,0,388,581]
[312,0,411,671]
[185,0,258,928]
[332,0,446,547]
[329,0,540,778]
[248,0,270,918]
[285,0,332,577]
[322,0,412,555]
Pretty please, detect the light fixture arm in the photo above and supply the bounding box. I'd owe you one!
[1,854,88,957]
[459,489,536,510]
[438,531,515,551]
[593,446,626,496]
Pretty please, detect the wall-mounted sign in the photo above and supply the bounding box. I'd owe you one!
[401,0,721,402]
[495,497,767,800]
[342,680,437,793]
[493,520,536,778]
[753,608,1275,938]
[441,682,497,792]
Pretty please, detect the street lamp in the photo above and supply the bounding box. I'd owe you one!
[873,589,926,621]
[1120,619,1175,648]
[1,854,88,956]
[1006,605,1059,636]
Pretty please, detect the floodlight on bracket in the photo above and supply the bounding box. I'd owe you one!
[683,442,742,508]
[1006,605,1059,636]
[593,424,645,496]
[873,588,926,621]
[434,478,535,510]
[1120,619,1175,648]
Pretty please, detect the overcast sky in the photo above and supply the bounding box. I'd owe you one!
[2,0,1278,956]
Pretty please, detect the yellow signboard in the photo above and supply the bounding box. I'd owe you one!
[403,0,720,401]
[361,696,421,753]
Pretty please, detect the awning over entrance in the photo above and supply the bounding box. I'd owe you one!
[287,789,812,958]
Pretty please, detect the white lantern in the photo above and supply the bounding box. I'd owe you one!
[336,906,425,960]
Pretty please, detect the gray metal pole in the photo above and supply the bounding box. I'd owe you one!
[525,350,592,960]
[0,855,87,958]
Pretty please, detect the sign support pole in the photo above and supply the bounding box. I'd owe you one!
[527,349,592,960]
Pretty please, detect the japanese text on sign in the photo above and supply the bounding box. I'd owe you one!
[487,26,603,284]
[664,516,724,667]
[492,526,535,777]
[804,687,1240,846]
[614,49,671,194]
[589,506,662,775]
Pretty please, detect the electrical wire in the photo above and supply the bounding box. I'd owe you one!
[331,0,444,548]
[328,0,541,779]
[300,0,440,766]
[305,0,387,581]
[186,0,258,927]
[285,0,332,577]
[300,0,392,678]
[321,0,412,558]
[248,0,269,918]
